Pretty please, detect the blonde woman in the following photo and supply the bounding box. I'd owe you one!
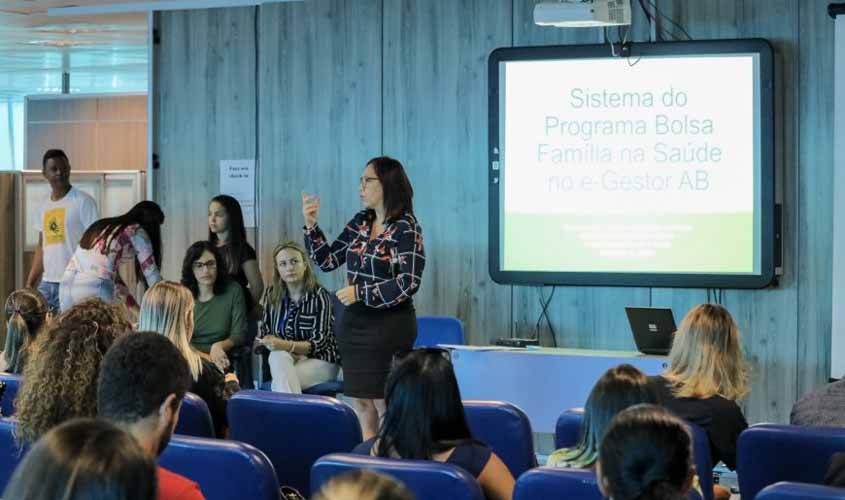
[648,303,749,499]
[2,288,51,374]
[313,470,413,500]
[139,281,239,438]
[257,241,340,394]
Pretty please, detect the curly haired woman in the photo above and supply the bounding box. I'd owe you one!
[14,298,131,445]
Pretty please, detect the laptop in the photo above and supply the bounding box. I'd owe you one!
[624,307,677,356]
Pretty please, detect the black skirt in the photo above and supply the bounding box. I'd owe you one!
[337,300,417,399]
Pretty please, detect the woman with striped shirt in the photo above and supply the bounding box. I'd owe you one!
[257,241,340,393]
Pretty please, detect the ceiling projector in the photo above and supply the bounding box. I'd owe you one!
[534,0,632,28]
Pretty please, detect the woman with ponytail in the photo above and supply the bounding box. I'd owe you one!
[597,404,696,500]
[2,289,51,374]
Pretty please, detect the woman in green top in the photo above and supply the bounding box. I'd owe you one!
[180,240,247,371]
[547,364,658,468]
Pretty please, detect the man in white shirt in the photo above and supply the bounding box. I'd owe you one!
[25,149,98,312]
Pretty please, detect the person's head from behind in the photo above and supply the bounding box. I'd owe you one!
[15,298,130,444]
[98,331,192,456]
[138,281,202,381]
[361,156,414,219]
[563,364,658,468]
[666,303,749,400]
[181,240,228,298]
[313,469,415,500]
[4,288,51,374]
[41,149,71,190]
[268,241,319,305]
[378,348,471,460]
[597,404,694,500]
[3,418,156,500]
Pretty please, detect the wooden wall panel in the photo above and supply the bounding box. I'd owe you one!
[796,0,834,390]
[151,0,836,424]
[257,0,382,291]
[0,173,16,345]
[153,7,257,280]
[97,122,147,171]
[382,0,513,344]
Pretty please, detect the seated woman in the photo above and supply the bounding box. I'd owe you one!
[547,364,658,468]
[257,241,340,393]
[648,304,749,467]
[139,280,240,438]
[648,303,748,500]
[1,288,51,374]
[181,241,247,372]
[14,298,130,445]
[59,201,164,313]
[352,348,514,500]
[3,418,156,500]
[597,404,695,500]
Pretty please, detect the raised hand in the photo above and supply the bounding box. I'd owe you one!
[302,192,320,228]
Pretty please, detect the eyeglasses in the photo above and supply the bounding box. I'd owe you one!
[391,347,451,368]
[360,176,380,187]
[192,260,217,270]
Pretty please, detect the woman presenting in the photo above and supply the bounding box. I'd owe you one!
[303,156,425,439]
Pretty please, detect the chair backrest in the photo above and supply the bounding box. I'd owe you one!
[514,467,602,500]
[552,408,713,500]
[738,424,845,500]
[312,453,484,500]
[757,482,845,500]
[160,435,278,500]
[174,392,215,438]
[415,316,464,347]
[554,407,584,449]
[463,400,536,477]
[227,390,362,497]
[0,373,22,417]
[0,418,23,494]
[514,467,704,500]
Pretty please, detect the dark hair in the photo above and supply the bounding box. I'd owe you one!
[15,299,130,445]
[367,157,414,220]
[313,469,415,500]
[79,201,165,287]
[3,418,156,500]
[98,331,192,424]
[553,364,658,468]
[598,404,693,500]
[4,288,50,374]
[376,349,472,460]
[42,149,70,170]
[181,240,230,297]
[208,194,249,276]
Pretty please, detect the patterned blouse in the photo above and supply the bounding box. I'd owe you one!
[67,223,161,286]
[259,285,340,364]
[304,210,425,309]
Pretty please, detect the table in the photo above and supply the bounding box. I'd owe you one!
[448,346,668,433]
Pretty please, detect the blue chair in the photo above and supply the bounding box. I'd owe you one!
[415,316,464,347]
[174,392,215,438]
[0,373,22,417]
[757,482,845,500]
[228,390,362,496]
[0,418,24,493]
[312,453,484,500]
[514,467,602,500]
[554,408,584,449]
[738,424,845,500]
[160,435,278,500]
[463,400,536,478]
[514,467,703,500]
[552,408,713,500]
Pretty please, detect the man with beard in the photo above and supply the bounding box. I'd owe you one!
[97,331,205,500]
